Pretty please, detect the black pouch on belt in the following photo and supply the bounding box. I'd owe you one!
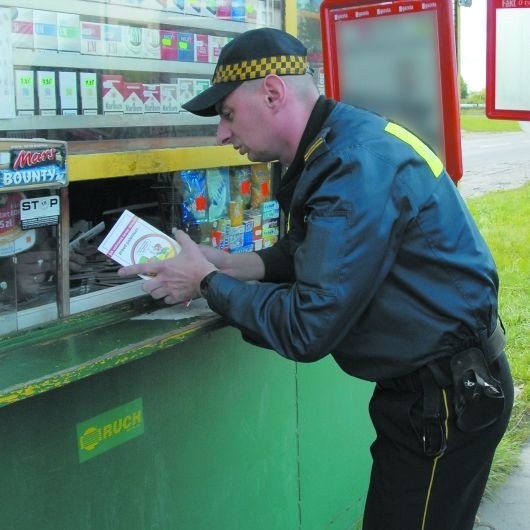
[450,347,505,432]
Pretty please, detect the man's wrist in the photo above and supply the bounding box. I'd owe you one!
[200,270,219,298]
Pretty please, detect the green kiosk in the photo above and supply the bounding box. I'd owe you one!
[0,137,374,530]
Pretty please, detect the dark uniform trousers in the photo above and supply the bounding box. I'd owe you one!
[362,352,513,530]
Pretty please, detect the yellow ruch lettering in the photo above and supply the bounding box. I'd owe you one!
[102,423,113,440]
[123,415,132,430]
[113,418,123,434]
[131,410,142,427]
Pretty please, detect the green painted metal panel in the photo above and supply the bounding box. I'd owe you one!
[0,325,374,530]
[0,327,300,530]
[297,358,375,530]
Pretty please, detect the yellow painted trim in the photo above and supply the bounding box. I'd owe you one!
[421,389,450,530]
[422,456,439,530]
[69,146,250,181]
[284,0,297,36]
[442,388,450,441]
[384,122,444,178]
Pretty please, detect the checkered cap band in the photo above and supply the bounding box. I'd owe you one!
[213,55,308,84]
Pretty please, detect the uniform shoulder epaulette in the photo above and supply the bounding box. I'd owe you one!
[304,129,331,167]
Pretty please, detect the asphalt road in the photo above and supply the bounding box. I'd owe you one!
[458,130,530,198]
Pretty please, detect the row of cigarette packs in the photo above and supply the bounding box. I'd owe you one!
[72,0,265,22]
[13,69,211,116]
[204,201,280,253]
[211,204,280,253]
[12,8,233,62]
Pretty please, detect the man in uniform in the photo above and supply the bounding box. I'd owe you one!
[119,28,513,530]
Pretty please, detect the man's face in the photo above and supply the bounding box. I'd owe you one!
[215,82,276,163]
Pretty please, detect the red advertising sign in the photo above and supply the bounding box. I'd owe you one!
[486,0,530,120]
[320,0,462,182]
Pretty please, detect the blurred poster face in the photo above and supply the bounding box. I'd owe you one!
[336,10,444,155]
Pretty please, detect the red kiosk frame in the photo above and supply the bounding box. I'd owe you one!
[486,0,530,121]
[320,0,463,182]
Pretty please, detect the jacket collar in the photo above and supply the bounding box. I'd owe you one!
[276,96,336,213]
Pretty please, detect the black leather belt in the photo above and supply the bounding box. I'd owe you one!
[377,320,506,393]
[481,319,506,364]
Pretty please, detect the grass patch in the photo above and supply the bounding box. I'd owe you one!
[460,108,521,133]
[466,183,530,494]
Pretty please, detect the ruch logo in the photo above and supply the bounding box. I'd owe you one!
[77,398,144,462]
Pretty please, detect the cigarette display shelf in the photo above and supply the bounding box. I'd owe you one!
[0,0,276,136]
[13,49,215,75]
[5,0,256,33]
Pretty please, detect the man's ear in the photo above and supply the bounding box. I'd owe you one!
[261,75,286,110]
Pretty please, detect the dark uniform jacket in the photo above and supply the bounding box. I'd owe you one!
[205,97,499,381]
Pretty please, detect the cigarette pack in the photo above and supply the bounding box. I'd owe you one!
[208,35,224,63]
[58,71,78,115]
[11,8,34,49]
[216,0,232,18]
[103,24,125,57]
[143,27,161,59]
[0,9,16,119]
[245,0,263,23]
[98,210,181,273]
[15,69,35,116]
[102,74,124,114]
[123,82,144,114]
[231,0,246,21]
[123,26,143,58]
[160,84,179,113]
[143,84,161,113]
[81,22,103,55]
[160,29,178,61]
[33,10,58,51]
[80,72,98,115]
[37,70,57,115]
[194,79,211,98]
[57,13,80,53]
[177,32,194,62]
[177,78,194,112]
[194,34,209,63]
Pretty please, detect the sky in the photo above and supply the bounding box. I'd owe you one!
[459,1,488,92]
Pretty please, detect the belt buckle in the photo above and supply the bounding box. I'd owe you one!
[422,417,447,458]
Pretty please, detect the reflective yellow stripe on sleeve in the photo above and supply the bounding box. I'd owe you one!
[384,122,444,178]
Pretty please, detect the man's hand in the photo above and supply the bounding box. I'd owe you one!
[118,230,216,305]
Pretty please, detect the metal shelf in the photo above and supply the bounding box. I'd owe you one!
[1,112,217,131]
[13,49,215,75]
